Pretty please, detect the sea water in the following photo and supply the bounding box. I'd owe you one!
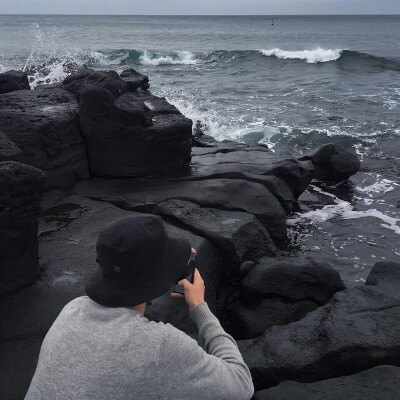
[1,15,399,283]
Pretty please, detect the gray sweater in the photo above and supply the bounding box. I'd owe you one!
[25,296,254,400]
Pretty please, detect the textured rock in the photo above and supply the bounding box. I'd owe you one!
[366,261,400,299]
[231,256,345,339]
[0,70,30,94]
[78,86,192,178]
[0,87,89,189]
[0,193,222,399]
[154,199,277,264]
[299,143,360,182]
[0,130,22,162]
[63,69,128,98]
[238,286,400,390]
[73,177,287,244]
[0,161,45,295]
[253,365,400,400]
[120,68,150,91]
[183,148,314,200]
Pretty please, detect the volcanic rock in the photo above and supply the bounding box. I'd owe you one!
[253,365,400,400]
[238,286,400,390]
[231,256,345,339]
[366,261,400,299]
[73,177,287,244]
[0,70,30,94]
[78,86,192,178]
[120,68,150,91]
[63,69,128,98]
[0,87,89,189]
[0,131,22,162]
[300,143,360,182]
[0,161,45,295]
[154,199,277,263]
[0,193,222,399]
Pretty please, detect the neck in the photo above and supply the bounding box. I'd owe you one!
[131,302,146,315]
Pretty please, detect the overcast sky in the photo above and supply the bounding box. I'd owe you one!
[1,0,399,15]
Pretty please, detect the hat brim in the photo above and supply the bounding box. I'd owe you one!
[84,236,192,307]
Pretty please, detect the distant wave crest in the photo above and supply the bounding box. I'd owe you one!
[259,47,343,63]
[140,50,197,66]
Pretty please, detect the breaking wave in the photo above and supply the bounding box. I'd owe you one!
[259,47,343,63]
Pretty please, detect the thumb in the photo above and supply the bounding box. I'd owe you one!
[178,278,190,287]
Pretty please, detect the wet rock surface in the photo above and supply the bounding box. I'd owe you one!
[231,256,345,339]
[0,193,220,398]
[253,365,400,400]
[0,161,45,295]
[62,69,128,98]
[0,70,30,94]
[0,87,89,189]
[299,143,361,182]
[238,280,400,391]
[120,68,150,91]
[154,199,277,263]
[4,68,398,400]
[0,131,23,162]
[365,261,400,299]
[78,85,192,177]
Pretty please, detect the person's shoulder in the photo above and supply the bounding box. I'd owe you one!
[59,296,92,315]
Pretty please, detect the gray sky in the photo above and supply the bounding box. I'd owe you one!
[1,0,399,15]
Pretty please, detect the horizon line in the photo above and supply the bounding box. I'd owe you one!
[1,13,399,16]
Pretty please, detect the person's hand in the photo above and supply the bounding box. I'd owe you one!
[171,268,205,310]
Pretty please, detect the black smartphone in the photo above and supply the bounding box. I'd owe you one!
[173,250,197,295]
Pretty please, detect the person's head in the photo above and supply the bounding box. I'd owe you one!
[84,214,192,308]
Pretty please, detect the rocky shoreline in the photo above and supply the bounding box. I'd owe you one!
[0,68,398,400]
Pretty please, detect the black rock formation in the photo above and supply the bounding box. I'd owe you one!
[0,70,30,94]
[120,68,150,91]
[0,131,23,162]
[238,284,400,390]
[63,69,128,98]
[300,143,361,182]
[231,256,345,339]
[0,86,89,189]
[253,365,400,400]
[0,161,45,295]
[78,86,192,177]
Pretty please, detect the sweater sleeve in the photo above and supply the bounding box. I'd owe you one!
[156,301,254,400]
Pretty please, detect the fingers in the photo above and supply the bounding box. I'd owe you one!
[170,292,185,298]
[193,268,204,284]
[178,278,188,286]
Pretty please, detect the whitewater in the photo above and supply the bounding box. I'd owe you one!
[1,14,399,283]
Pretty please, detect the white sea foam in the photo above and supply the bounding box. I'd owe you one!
[356,178,398,197]
[288,186,400,235]
[140,50,197,66]
[259,48,343,63]
[29,59,70,89]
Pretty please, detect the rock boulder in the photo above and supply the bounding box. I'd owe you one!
[231,256,345,338]
[0,70,30,94]
[78,86,192,178]
[0,161,45,295]
[0,87,89,189]
[253,365,400,400]
[299,143,360,182]
[238,286,400,390]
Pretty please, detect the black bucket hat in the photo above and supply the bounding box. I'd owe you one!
[85,214,192,307]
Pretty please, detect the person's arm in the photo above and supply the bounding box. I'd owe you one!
[156,301,254,400]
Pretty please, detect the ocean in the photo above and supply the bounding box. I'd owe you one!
[1,14,399,283]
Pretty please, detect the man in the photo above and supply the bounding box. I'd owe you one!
[25,214,255,400]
